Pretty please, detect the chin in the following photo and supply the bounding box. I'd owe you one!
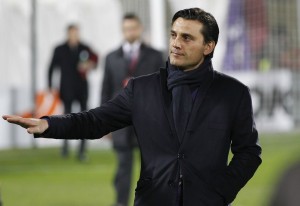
[170,58,179,65]
[170,60,189,71]
[170,61,184,68]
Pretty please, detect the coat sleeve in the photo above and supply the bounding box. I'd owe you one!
[154,51,165,72]
[36,78,134,140]
[87,47,99,68]
[101,55,114,104]
[211,87,262,204]
[48,47,60,89]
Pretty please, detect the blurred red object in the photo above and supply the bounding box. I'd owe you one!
[20,90,63,118]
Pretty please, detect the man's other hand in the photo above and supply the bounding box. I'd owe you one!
[2,115,49,134]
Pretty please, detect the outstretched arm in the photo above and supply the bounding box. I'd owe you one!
[101,56,114,104]
[3,79,134,140]
[2,115,49,134]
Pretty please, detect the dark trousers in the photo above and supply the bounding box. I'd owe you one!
[61,97,87,159]
[114,148,134,206]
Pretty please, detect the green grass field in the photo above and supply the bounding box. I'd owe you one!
[0,132,300,206]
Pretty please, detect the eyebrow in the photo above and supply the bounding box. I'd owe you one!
[171,30,194,38]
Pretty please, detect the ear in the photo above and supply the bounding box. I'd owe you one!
[203,41,216,56]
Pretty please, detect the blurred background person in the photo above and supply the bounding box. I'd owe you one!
[101,13,164,206]
[48,24,98,161]
[269,160,300,206]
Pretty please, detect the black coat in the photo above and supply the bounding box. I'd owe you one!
[101,43,164,148]
[48,42,98,102]
[39,66,262,206]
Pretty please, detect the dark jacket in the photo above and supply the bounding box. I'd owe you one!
[101,43,164,148]
[48,42,98,102]
[40,66,262,206]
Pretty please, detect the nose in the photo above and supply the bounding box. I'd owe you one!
[172,37,181,49]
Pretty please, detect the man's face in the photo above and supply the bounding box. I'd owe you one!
[68,27,80,45]
[169,18,210,71]
[122,19,142,43]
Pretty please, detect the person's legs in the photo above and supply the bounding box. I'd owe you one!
[77,97,88,161]
[61,99,72,157]
[113,148,133,206]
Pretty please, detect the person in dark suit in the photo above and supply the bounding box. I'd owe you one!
[101,13,164,206]
[3,8,262,206]
[48,24,98,161]
[269,161,300,206]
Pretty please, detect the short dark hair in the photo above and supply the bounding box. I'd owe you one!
[123,13,141,23]
[67,24,79,32]
[172,8,219,58]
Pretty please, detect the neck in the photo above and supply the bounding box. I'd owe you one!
[68,41,79,48]
[166,57,212,91]
[125,40,141,46]
[183,59,205,72]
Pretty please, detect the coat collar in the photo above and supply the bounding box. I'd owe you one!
[159,64,215,146]
[160,67,179,145]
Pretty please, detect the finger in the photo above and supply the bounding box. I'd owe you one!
[6,116,24,124]
[6,117,38,128]
[19,118,39,126]
[7,117,34,124]
[27,127,34,134]
[2,115,21,120]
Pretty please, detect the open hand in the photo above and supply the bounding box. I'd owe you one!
[2,115,49,134]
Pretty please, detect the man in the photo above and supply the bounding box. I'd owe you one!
[269,161,300,206]
[102,13,164,206]
[48,24,98,161]
[3,8,261,206]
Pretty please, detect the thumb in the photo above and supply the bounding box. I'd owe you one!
[27,126,42,134]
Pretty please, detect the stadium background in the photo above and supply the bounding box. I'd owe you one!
[0,0,300,205]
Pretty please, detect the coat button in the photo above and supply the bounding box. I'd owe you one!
[168,180,175,188]
[177,153,185,159]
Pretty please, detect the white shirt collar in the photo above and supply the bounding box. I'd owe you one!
[122,41,142,55]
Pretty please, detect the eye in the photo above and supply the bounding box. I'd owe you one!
[183,35,191,41]
[170,32,176,39]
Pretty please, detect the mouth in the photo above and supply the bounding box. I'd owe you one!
[171,51,184,56]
